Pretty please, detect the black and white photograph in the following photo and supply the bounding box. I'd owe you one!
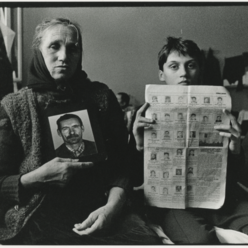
[48,110,97,159]
[0,2,248,245]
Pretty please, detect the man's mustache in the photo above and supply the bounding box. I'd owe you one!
[66,134,79,139]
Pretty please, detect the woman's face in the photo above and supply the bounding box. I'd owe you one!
[39,24,81,82]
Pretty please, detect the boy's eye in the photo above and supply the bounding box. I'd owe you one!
[169,64,178,70]
[188,62,196,69]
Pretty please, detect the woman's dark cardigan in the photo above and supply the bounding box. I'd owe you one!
[0,79,130,241]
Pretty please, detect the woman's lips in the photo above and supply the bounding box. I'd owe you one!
[56,65,69,69]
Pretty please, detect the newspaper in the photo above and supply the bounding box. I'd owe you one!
[144,85,231,209]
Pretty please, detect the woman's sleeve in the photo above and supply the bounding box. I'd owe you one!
[104,90,132,194]
[0,103,25,204]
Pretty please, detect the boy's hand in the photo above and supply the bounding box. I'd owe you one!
[214,109,241,154]
[133,183,144,191]
[133,103,155,151]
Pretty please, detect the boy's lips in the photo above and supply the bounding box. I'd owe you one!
[178,81,190,85]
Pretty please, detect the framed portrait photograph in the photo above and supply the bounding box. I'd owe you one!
[45,101,107,163]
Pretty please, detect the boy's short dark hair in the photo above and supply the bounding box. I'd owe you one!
[158,36,202,70]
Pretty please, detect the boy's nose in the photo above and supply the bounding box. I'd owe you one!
[179,66,187,77]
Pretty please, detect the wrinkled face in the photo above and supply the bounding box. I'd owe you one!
[58,117,83,145]
[39,24,81,82]
[159,51,200,85]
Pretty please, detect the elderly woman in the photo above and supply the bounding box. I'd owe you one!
[0,18,161,245]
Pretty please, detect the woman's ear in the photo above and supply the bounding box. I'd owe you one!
[159,70,165,82]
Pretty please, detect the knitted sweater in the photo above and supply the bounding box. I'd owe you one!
[0,82,129,241]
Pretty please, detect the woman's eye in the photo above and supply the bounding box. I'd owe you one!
[50,44,59,50]
[68,44,79,53]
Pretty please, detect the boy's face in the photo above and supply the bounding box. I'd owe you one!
[159,51,200,85]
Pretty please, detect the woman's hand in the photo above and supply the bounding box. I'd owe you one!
[214,109,241,154]
[73,204,116,236]
[133,103,155,151]
[21,157,93,188]
[73,187,125,236]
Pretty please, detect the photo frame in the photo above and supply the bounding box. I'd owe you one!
[45,101,107,163]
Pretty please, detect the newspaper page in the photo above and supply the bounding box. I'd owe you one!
[144,85,231,209]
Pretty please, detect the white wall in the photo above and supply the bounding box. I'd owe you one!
[21,5,248,109]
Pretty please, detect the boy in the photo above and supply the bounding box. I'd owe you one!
[130,37,246,244]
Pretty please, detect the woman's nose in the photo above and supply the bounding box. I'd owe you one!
[57,47,67,61]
